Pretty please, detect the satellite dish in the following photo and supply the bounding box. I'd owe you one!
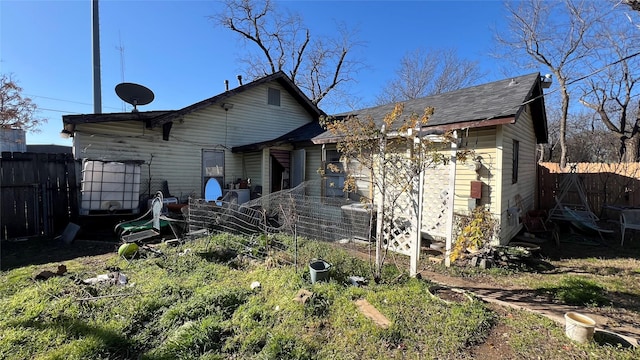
[115,82,154,112]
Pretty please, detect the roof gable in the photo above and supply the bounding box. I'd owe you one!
[149,71,324,127]
[62,71,324,129]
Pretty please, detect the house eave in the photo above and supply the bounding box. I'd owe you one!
[311,116,516,145]
[62,111,173,125]
[421,116,516,133]
[61,111,173,138]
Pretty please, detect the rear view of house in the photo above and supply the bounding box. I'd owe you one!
[61,72,326,213]
[313,73,549,247]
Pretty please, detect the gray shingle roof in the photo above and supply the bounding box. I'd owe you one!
[313,72,545,143]
[232,121,325,153]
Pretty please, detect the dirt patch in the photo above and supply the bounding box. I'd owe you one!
[429,286,471,303]
[469,305,516,360]
[1,238,117,271]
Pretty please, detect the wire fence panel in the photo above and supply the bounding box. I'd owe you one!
[186,179,375,263]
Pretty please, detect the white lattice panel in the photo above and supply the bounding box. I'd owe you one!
[421,163,451,238]
[382,213,414,256]
[375,140,454,260]
[380,156,418,256]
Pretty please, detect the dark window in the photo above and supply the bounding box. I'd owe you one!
[202,149,225,197]
[324,149,345,197]
[268,88,281,106]
[512,140,519,184]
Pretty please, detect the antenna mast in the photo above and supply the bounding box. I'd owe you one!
[117,32,126,111]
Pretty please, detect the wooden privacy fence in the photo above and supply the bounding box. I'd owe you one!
[538,162,640,218]
[1,152,79,240]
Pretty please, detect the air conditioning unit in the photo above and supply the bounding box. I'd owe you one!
[223,189,250,205]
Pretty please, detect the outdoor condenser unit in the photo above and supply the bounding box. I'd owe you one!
[341,202,375,241]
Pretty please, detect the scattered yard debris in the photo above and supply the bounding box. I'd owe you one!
[55,222,80,245]
[594,329,635,348]
[463,244,546,270]
[354,299,390,328]
[507,241,541,253]
[118,243,139,259]
[165,239,182,247]
[293,289,313,304]
[348,276,367,287]
[76,292,138,301]
[34,264,67,280]
[83,272,127,285]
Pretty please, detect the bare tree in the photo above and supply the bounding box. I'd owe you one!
[0,74,45,132]
[538,96,562,162]
[322,105,471,278]
[624,0,640,11]
[496,0,606,168]
[213,0,362,105]
[542,102,622,163]
[375,48,484,105]
[565,111,620,163]
[578,15,640,162]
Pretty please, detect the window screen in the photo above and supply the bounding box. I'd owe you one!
[268,87,281,106]
[202,149,225,196]
[324,149,345,197]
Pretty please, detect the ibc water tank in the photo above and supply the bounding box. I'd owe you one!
[80,160,141,215]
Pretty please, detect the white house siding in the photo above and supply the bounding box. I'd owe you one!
[497,107,537,244]
[73,81,314,201]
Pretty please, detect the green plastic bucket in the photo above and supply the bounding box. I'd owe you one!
[309,259,331,283]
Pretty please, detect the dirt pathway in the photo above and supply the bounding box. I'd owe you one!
[419,269,640,347]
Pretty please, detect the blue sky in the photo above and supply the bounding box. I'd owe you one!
[1,0,513,146]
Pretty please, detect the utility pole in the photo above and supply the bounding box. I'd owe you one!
[92,0,102,114]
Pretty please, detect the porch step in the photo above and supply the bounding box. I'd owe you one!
[122,229,160,243]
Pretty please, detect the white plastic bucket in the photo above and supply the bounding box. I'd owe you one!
[565,312,596,343]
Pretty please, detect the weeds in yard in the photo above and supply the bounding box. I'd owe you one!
[1,235,638,359]
[499,306,640,360]
[536,276,611,307]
